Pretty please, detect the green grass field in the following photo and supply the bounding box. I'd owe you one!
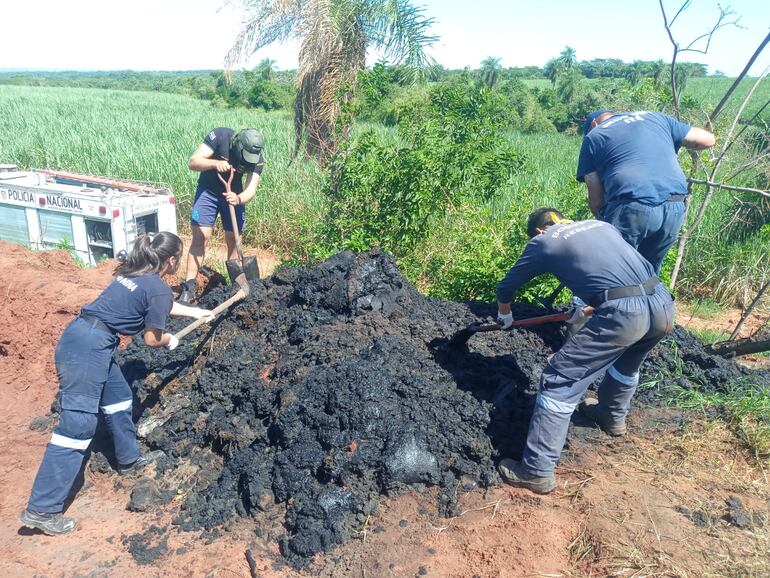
[0,85,325,248]
[0,83,765,304]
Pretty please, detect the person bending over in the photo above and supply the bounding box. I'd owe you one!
[495,208,675,494]
[20,232,213,535]
[577,110,714,272]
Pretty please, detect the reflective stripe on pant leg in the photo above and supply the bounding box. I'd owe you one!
[102,358,140,465]
[101,399,132,414]
[522,367,596,478]
[598,369,638,423]
[607,365,639,386]
[28,410,97,513]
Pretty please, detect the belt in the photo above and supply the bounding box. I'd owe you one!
[589,276,661,308]
[78,312,116,335]
[667,194,687,202]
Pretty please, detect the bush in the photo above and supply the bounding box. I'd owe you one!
[321,83,527,258]
[402,206,561,303]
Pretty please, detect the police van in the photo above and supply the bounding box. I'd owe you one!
[0,165,177,266]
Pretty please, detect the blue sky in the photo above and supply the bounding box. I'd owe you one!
[1,0,767,75]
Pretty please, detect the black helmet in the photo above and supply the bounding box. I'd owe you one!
[230,128,264,170]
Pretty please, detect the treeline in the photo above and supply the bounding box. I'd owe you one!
[0,51,712,126]
[0,60,295,112]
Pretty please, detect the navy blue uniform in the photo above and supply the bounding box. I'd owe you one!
[576,111,692,272]
[497,221,675,477]
[27,275,172,513]
[190,127,265,232]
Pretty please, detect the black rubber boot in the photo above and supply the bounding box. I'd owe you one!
[118,450,165,476]
[19,509,76,535]
[498,458,556,494]
[177,280,197,305]
[579,398,627,436]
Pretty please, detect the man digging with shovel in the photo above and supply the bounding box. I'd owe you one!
[180,128,264,303]
[494,208,675,494]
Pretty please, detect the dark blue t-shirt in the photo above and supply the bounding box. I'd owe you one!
[576,111,691,205]
[197,127,265,195]
[82,274,173,335]
[497,220,656,304]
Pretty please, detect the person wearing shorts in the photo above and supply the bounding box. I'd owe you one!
[180,127,265,303]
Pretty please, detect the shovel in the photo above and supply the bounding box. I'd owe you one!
[448,310,574,348]
[172,169,261,341]
[218,168,260,286]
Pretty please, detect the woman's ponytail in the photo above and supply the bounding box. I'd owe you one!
[114,232,183,277]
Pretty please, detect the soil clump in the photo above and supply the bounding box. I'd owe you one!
[114,249,769,568]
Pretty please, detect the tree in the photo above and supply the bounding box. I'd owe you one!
[557,46,577,71]
[256,58,277,81]
[543,58,560,87]
[657,0,770,294]
[479,56,502,88]
[226,0,437,160]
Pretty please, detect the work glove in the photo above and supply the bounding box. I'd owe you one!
[566,307,587,326]
[165,334,179,351]
[496,311,514,329]
[190,308,215,322]
[566,306,592,336]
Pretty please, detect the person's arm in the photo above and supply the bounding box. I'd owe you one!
[583,172,606,216]
[143,327,172,348]
[496,243,548,309]
[225,172,260,206]
[188,142,231,173]
[681,127,715,150]
[170,302,214,319]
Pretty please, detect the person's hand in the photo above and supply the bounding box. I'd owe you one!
[214,159,232,173]
[191,308,215,322]
[566,306,593,336]
[566,307,587,326]
[224,192,241,206]
[165,334,179,350]
[497,311,514,329]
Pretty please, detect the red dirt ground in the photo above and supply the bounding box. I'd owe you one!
[1,243,768,578]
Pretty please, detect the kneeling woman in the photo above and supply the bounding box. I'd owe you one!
[20,232,213,535]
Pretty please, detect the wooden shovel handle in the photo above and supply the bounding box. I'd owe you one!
[174,287,246,340]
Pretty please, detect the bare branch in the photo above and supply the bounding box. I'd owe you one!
[688,179,770,198]
[729,278,770,341]
[710,30,770,123]
[725,151,770,182]
[680,6,740,54]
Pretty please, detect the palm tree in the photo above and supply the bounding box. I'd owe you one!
[479,56,502,88]
[256,58,278,81]
[543,58,560,87]
[557,46,577,71]
[227,0,437,160]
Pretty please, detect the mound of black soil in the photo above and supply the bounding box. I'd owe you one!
[118,250,768,568]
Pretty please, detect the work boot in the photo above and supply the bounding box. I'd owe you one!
[579,398,627,436]
[498,458,556,494]
[118,450,165,476]
[19,509,76,535]
[177,280,197,305]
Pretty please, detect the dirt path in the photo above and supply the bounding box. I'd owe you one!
[0,244,767,577]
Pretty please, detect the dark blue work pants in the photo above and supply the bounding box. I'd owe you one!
[600,200,686,273]
[27,317,140,513]
[522,285,675,477]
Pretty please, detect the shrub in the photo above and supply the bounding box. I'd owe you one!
[322,83,527,258]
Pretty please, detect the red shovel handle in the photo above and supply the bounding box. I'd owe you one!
[511,311,573,327]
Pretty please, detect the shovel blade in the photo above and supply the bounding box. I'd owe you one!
[448,322,501,348]
[226,256,259,287]
[448,327,476,348]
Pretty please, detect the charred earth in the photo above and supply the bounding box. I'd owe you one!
[115,250,769,568]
